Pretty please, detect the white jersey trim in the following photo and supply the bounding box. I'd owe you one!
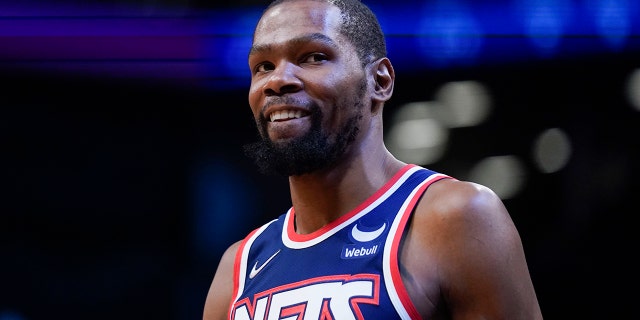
[383,172,450,319]
[281,165,424,249]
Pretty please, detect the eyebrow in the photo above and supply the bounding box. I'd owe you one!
[249,33,339,57]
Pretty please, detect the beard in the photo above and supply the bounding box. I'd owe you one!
[243,82,366,176]
[243,104,362,176]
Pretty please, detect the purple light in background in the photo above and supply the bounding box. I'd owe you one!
[0,34,202,59]
[1,0,639,89]
[0,1,227,86]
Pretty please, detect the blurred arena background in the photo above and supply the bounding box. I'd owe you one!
[1,0,638,318]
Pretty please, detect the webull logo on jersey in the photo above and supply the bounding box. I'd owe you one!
[341,242,380,259]
[350,222,386,243]
[342,222,386,258]
[232,274,379,320]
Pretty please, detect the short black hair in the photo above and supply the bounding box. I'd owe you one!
[262,0,387,66]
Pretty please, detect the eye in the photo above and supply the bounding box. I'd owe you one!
[302,53,328,64]
[254,62,275,74]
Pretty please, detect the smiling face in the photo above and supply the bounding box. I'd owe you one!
[243,0,372,176]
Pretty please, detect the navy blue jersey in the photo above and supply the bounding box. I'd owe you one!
[228,164,451,319]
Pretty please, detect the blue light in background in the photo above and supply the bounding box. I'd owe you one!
[589,0,634,50]
[200,7,261,88]
[1,0,639,88]
[516,0,571,56]
[414,0,483,67]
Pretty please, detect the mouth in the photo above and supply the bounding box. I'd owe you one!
[268,109,309,122]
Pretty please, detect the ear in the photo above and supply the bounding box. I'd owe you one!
[371,57,395,107]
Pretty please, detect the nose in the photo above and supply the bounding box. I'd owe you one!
[263,61,302,96]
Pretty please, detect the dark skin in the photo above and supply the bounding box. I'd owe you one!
[203,1,543,319]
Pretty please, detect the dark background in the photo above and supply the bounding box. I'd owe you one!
[1,0,639,319]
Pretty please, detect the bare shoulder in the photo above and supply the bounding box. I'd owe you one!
[416,178,514,233]
[406,178,543,318]
[202,240,242,320]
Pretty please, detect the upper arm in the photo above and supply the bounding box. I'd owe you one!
[203,240,242,320]
[413,179,542,319]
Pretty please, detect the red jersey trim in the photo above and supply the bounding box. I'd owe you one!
[387,173,452,319]
[230,220,277,319]
[285,164,419,244]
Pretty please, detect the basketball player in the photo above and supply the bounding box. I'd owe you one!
[203,0,543,318]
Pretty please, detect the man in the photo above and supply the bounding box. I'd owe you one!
[203,0,543,319]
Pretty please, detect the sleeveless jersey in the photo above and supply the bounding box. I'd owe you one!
[228,164,451,320]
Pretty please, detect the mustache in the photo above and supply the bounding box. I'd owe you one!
[262,96,314,113]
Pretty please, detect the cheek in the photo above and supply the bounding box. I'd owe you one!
[332,79,368,125]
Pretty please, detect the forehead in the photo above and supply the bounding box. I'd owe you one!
[253,1,344,47]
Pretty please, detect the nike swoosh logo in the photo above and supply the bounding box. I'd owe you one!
[351,223,386,242]
[249,249,281,279]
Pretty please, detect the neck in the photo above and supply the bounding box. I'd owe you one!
[288,135,405,234]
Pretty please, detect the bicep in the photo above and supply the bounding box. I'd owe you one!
[203,241,242,320]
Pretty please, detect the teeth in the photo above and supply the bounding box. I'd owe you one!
[270,110,303,122]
